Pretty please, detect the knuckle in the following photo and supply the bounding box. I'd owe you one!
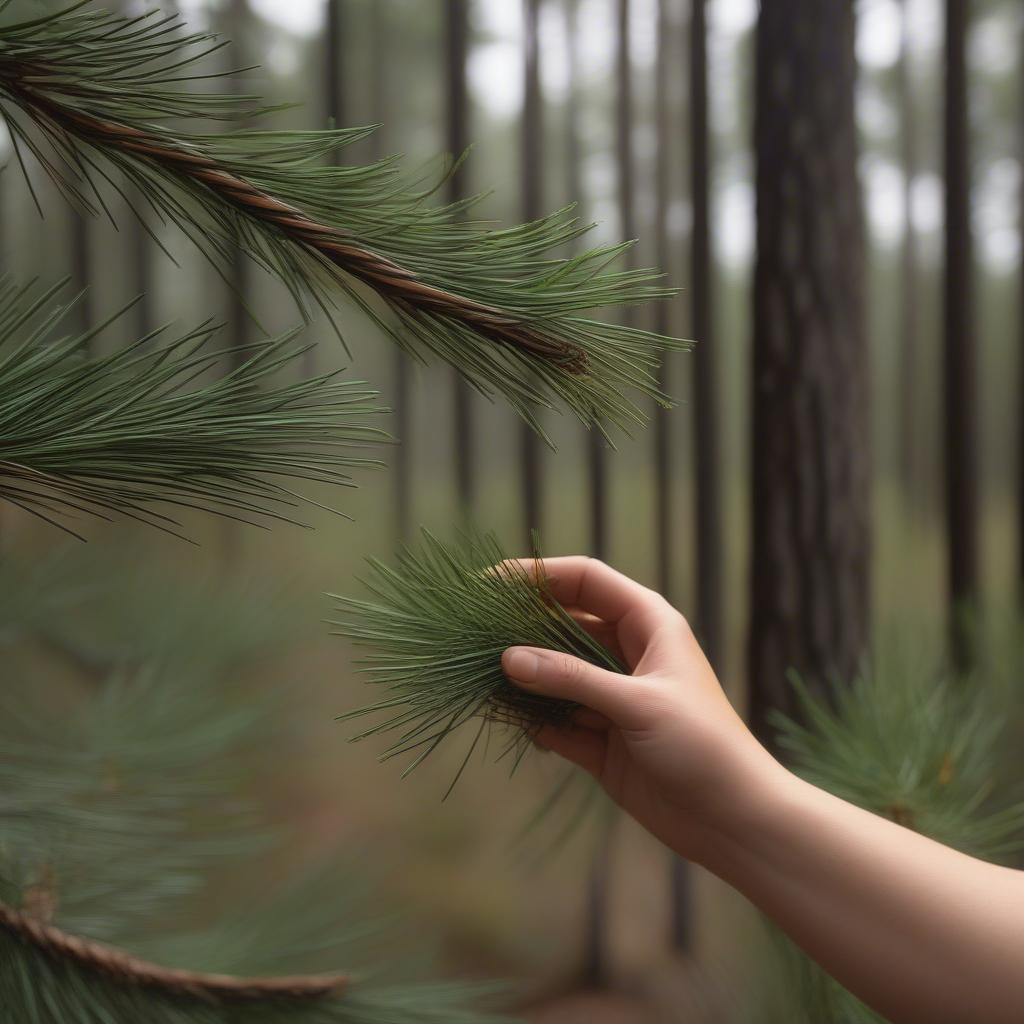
[556,654,587,685]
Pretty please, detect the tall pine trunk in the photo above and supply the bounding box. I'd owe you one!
[520,0,542,541]
[1020,17,1024,599]
[690,0,721,675]
[446,0,473,522]
[897,0,920,513]
[943,0,977,667]
[748,0,870,745]
[228,0,251,368]
[653,0,673,601]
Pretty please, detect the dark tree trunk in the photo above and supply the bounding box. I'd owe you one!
[942,0,977,668]
[366,5,406,543]
[122,0,152,341]
[228,0,251,368]
[897,0,919,512]
[653,0,673,600]
[749,0,870,747]
[690,0,722,675]
[446,0,474,522]
[587,0,635,559]
[564,0,582,211]
[520,0,542,542]
[654,0,688,953]
[325,0,344,139]
[1020,19,1024,599]
[615,0,635,273]
[580,0,637,988]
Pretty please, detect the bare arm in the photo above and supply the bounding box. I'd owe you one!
[501,556,1024,1024]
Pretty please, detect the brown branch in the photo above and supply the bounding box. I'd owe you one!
[0,902,349,1004]
[4,73,588,373]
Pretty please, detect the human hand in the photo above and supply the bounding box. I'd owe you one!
[501,557,784,862]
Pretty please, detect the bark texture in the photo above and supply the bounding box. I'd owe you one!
[690,0,722,673]
[942,0,977,667]
[446,0,473,521]
[520,0,542,540]
[749,0,870,744]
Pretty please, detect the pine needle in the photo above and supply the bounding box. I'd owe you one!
[771,646,1024,863]
[332,531,625,787]
[0,278,385,538]
[0,2,689,441]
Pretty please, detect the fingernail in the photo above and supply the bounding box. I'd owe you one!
[505,648,541,684]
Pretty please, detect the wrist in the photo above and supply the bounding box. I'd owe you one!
[686,744,799,869]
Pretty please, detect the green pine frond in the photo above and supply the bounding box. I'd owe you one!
[770,644,1024,863]
[0,278,385,539]
[1,556,514,1024]
[0,2,687,440]
[0,904,512,1024]
[332,531,624,788]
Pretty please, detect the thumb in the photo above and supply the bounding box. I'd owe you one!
[502,646,644,727]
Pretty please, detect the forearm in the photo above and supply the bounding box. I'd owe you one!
[696,765,1024,1024]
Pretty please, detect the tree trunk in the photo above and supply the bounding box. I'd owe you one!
[366,5,406,543]
[690,0,722,675]
[749,0,870,746]
[446,0,474,522]
[228,0,251,368]
[897,0,919,513]
[520,0,542,542]
[122,0,153,342]
[942,0,974,667]
[942,0,977,669]
[1020,16,1024,600]
[653,0,673,600]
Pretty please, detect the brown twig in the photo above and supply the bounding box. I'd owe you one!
[0,902,349,1004]
[3,72,588,373]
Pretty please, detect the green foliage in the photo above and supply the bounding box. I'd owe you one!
[0,278,384,538]
[0,548,513,1024]
[751,633,1024,1023]
[334,531,623,789]
[0,2,685,440]
[771,644,1024,863]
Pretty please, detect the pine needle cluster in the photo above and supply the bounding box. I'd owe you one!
[771,646,1024,863]
[333,531,624,791]
[753,637,1024,1023]
[0,1,687,440]
[0,279,384,538]
[0,549,511,1024]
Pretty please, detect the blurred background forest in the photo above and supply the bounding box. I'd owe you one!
[2,0,1023,1021]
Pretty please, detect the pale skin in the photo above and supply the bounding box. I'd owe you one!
[500,556,1024,1024]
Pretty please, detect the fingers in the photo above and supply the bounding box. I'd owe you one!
[567,608,626,666]
[504,557,679,657]
[507,556,650,622]
[532,723,606,777]
[503,646,648,729]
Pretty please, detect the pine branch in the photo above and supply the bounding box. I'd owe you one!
[0,278,384,539]
[1,559,513,1024]
[0,2,687,439]
[332,531,624,790]
[0,902,348,1002]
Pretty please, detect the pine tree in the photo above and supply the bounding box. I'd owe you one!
[0,3,682,1019]
[749,0,870,744]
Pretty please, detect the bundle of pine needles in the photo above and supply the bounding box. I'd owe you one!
[0,2,687,439]
[333,532,624,792]
[0,279,384,538]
